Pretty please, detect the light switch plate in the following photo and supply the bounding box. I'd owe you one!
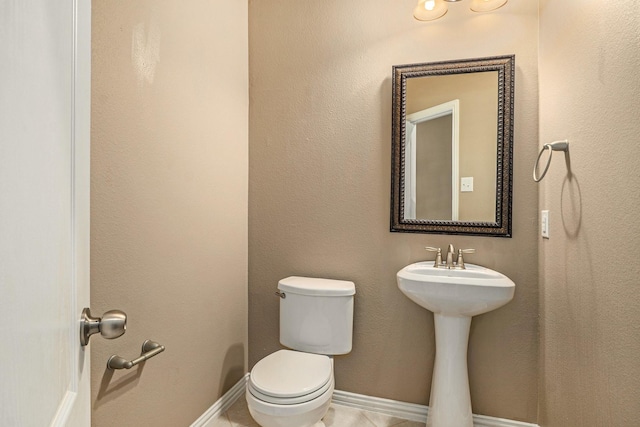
[461,177,474,192]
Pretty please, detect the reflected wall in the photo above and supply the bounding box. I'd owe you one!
[407,72,498,222]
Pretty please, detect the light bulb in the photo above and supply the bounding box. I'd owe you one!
[414,0,448,21]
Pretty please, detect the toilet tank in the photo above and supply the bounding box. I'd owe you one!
[278,276,355,355]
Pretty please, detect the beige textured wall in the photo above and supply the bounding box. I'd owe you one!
[249,0,539,422]
[90,1,247,425]
[538,1,640,426]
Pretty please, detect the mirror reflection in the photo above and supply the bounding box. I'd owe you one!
[391,56,514,236]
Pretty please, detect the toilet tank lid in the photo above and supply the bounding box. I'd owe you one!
[278,276,356,296]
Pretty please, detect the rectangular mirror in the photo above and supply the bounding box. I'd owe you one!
[391,55,514,237]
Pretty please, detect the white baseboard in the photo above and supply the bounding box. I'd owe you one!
[190,373,249,427]
[190,374,539,427]
[473,413,540,427]
[332,389,539,427]
[332,390,428,423]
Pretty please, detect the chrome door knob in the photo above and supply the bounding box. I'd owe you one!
[80,307,127,346]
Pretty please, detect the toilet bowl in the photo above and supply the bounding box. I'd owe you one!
[246,276,355,427]
[246,350,334,427]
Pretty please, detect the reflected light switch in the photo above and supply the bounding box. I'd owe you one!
[461,177,474,192]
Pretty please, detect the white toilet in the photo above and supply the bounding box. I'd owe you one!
[246,276,356,427]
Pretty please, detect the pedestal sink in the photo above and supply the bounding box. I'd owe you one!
[397,261,515,427]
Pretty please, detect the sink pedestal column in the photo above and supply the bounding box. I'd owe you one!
[427,313,473,427]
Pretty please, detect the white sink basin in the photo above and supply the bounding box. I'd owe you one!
[396,261,515,427]
[397,261,515,316]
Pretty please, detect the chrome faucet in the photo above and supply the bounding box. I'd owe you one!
[425,245,475,269]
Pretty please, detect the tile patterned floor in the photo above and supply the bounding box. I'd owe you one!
[211,398,425,427]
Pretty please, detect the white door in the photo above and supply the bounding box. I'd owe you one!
[0,1,91,426]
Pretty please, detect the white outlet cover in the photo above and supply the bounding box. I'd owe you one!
[541,210,550,238]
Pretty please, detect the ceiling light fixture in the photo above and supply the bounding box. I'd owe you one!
[413,0,448,21]
[413,0,507,21]
[469,0,508,12]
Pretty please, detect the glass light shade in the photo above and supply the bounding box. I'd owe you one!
[470,0,508,12]
[413,0,448,21]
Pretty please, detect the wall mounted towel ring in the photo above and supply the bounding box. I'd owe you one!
[533,140,569,182]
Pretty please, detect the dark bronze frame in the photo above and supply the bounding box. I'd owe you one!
[390,55,515,237]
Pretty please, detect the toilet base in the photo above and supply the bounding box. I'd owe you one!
[247,397,330,427]
[245,379,333,427]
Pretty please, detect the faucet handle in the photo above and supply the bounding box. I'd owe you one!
[456,248,475,269]
[425,247,443,268]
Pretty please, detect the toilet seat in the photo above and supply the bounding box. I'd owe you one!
[249,350,332,405]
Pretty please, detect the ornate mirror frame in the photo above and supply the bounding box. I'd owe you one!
[390,55,515,237]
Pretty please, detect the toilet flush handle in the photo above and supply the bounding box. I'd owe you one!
[275,291,286,299]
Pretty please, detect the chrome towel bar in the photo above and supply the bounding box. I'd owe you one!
[107,340,165,370]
